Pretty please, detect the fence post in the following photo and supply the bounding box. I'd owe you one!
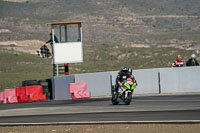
[158,72,161,94]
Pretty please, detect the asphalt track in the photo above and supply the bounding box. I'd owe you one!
[0,94,200,124]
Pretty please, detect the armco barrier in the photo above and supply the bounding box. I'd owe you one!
[69,82,91,99]
[74,72,111,97]
[26,85,46,101]
[16,87,28,103]
[52,75,75,100]
[3,89,18,104]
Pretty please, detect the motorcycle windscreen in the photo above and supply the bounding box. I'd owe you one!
[53,42,83,64]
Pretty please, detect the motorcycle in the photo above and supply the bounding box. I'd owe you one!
[111,78,136,105]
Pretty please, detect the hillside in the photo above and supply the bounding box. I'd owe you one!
[0,0,200,48]
[0,0,200,90]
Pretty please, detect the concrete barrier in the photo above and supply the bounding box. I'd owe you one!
[52,75,75,100]
[132,68,160,94]
[52,66,200,99]
[74,72,111,97]
[110,69,160,94]
[159,66,200,93]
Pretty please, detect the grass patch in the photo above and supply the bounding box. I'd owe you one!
[70,44,196,74]
[0,49,52,91]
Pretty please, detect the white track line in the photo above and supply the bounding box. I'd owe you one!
[1,120,200,126]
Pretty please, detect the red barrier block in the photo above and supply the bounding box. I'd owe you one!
[69,82,91,99]
[3,89,18,104]
[0,92,3,103]
[16,87,28,103]
[26,85,46,101]
[3,99,8,104]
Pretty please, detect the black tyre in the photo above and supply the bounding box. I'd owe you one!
[43,88,49,93]
[39,80,48,86]
[39,80,50,99]
[111,85,119,105]
[112,97,119,105]
[46,79,53,100]
[45,92,51,100]
[22,80,39,86]
[124,92,132,105]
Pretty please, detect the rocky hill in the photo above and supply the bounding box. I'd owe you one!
[1,0,200,90]
[0,0,200,49]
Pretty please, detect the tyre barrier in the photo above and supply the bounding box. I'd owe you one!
[46,78,53,100]
[39,80,51,100]
[0,86,47,104]
[21,80,52,100]
[69,82,91,99]
[22,80,39,86]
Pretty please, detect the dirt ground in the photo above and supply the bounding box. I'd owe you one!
[0,124,200,133]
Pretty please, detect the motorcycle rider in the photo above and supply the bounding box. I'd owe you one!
[46,33,59,45]
[115,66,137,94]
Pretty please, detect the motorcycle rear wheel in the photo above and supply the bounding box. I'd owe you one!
[112,96,119,105]
[111,85,119,105]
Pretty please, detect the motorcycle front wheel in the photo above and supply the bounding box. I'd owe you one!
[124,92,132,105]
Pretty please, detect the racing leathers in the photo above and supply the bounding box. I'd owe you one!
[172,59,184,67]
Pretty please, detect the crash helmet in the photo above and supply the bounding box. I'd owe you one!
[121,66,129,75]
[191,54,196,58]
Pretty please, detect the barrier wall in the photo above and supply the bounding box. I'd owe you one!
[75,72,111,97]
[52,66,200,99]
[52,75,75,100]
[110,67,200,95]
[132,69,160,94]
[159,66,200,93]
[110,69,160,94]
[80,68,160,97]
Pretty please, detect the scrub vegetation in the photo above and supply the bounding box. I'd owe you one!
[0,0,200,46]
[0,0,200,91]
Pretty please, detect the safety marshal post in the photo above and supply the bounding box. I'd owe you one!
[46,21,85,76]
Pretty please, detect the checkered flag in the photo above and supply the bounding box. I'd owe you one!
[36,44,51,58]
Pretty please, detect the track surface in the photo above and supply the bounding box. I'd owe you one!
[0,94,200,123]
